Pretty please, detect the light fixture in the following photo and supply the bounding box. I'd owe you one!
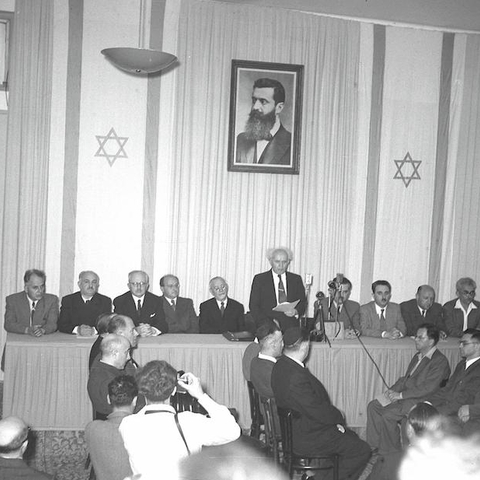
[101,0,177,74]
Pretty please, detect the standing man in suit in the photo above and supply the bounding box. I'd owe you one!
[271,327,371,479]
[443,277,480,337]
[160,275,198,333]
[236,78,292,166]
[249,248,306,331]
[4,269,58,336]
[199,277,245,333]
[400,285,446,337]
[359,280,406,338]
[366,323,451,455]
[114,271,168,337]
[427,329,480,418]
[58,271,111,335]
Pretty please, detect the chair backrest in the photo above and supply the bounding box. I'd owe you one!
[260,395,280,463]
[277,406,296,469]
[247,380,263,438]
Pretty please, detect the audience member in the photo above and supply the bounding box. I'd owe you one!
[250,322,283,398]
[4,269,58,336]
[443,277,480,337]
[160,275,199,333]
[400,285,447,337]
[199,277,245,333]
[321,276,360,331]
[427,329,480,418]
[119,360,240,478]
[366,323,450,454]
[58,271,111,335]
[271,327,371,480]
[89,314,139,369]
[242,343,261,383]
[360,280,406,339]
[88,334,137,419]
[249,248,306,331]
[0,416,53,479]
[114,270,168,337]
[85,375,137,480]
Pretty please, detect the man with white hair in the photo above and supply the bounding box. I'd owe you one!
[0,416,53,479]
[249,248,306,331]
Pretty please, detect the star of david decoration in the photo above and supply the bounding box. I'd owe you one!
[393,151,421,188]
[94,127,129,166]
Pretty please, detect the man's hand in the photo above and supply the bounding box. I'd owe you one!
[177,372,204,399]
[386,390,402,402]
[458,405,470,423]
[78,324,95,337]
[137,323,155,337]
[383,328,403,340]
[25,325,45,337]
[284,308,298,318]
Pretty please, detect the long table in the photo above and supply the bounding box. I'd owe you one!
[3,333,461,431]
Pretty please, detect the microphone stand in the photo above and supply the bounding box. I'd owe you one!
[311,292,331,346]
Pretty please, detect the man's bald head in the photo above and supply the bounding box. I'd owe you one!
[0,416,29,456]
[416,285,436,311]
[100,334,131,369]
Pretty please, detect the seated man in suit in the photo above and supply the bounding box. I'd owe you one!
[249,248,306,331]
[88,334,137,420]
[360,280,406,339]
[0,416,53,479]
[443,277,480,337]
[4,269,58,336]
[250,321,283,398]
[199,277,245,333]
[85,375,136,480]
[160,275,199,333]
[400,285,446,337]
[58,270,112,336]
[114,270,168,337]
[427,329,480,418]
[321,276,360,332]
[271,327,371,480]
[366,323,450,455]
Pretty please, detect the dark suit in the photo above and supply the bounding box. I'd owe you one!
[0,457,53,479]
[160,296,198,333]
[236,124,291,165]
[272,355,371,479]
[443,299,480,337]
[58,291,112,333]
[320,298,360,330]
[113,291,168,333]
[249,270,306,331]
[366,348,451,453]
[400,299,446,336]
[4,292,58,334]
[428,357,480,416]
[359,302,406,338]
[250,356,275,399]
[199,297,245,333]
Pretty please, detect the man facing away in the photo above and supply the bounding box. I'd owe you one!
[58,271,111,336]
[4,269,58,336]
[443,277,480,337]
[400,285,446,337]
[159,275,199,333]
[119,360,240,479]
[0,416,53,479]
[236,78,292,166]
[88,334,137,419]
[85,375,137,480]
[114,270,168,337]
[359,280,406,339]
[366,323,450,455]
[199,276,245,333]
[249,247,306,331]
[271,327,371,480]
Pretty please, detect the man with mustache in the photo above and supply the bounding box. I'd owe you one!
[236,78,291,165]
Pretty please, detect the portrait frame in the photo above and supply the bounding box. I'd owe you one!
[227,60,304,174]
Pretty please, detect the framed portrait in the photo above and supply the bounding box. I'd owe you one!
[227,60,304,174]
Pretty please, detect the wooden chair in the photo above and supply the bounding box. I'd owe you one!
[277,407,339,480]
[247,380,263,439]
[259,395,281,464]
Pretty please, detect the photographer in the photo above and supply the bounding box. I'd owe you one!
[119,360,240,479]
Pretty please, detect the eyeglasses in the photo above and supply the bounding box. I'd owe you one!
[459,341,480,346]
[212,285,227,292]
[129,282,147,287]
[461,290,476,296]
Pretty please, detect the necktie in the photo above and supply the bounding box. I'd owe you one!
[220,301,225,317]
[171,300,176,311]
[85,299,90,304]
[380,308,386,328]
[137,299,142,313]
[422,309,426,317]
[278,275,287,304]
[31,302,36,326]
